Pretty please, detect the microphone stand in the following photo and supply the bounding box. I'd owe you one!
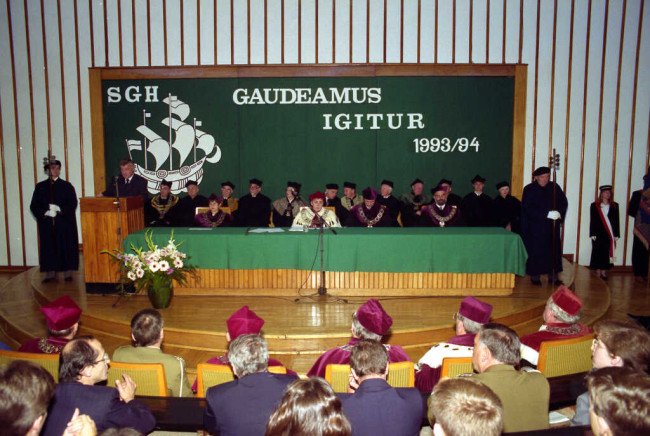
[111,176,131,306]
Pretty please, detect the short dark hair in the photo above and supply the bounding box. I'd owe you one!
[428,378,503,436]
[0,360,55,435]
[349,339,388,377]
[587,366,650,435]
[478,323,521,366]
[59,335,99,382]
[265,377,351,436]
[594,319,650,373]
[131,309,163,347]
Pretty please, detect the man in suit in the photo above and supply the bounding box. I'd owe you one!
[98,158,149,202]
[112,308,193,397]
[339,339,426,436]
[41,336,155,435]
[204,334,298,435]
[467,323,549,433]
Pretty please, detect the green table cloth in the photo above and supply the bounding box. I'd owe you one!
[123,227,527,275]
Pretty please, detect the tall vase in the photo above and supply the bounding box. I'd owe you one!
[147,276,173,309]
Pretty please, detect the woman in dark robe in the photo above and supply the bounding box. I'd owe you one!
[589,185,620,279]
[493,181,521,234]
[195,194,233,227]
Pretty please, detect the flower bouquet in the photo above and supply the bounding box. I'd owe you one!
[103,229,197,308]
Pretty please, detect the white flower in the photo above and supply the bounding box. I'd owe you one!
[159,260,170,272]
[127,271,136,281]
[174,259,183,269]
[136,268,144,278]
[149,262,160,273]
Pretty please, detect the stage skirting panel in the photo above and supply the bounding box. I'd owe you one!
[121,227,527,297]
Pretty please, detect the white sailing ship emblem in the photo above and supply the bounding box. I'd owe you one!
[125,94,222,194]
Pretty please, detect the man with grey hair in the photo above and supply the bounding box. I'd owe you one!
[204,334,298,435]
[467,323,549,433]
[520,286,591,366]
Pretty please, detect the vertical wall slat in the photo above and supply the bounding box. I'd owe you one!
[39,0,53,157]
[56,0,69,178]
[532,0,541,171]
[132,0,137,65]
[562,0,575,201]
[117,0,123,65]
[548,0,557,162]
[147,0,152,65]
[594,0,610,196]
[486,0,490,62]
[180,0,185,65]
[469,0,473,62]
[610,0,628,188]
[0,94,11,264]
[73,0,86,196]
[102,0,108,65]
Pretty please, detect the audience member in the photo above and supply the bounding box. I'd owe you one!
[339,339,425,436]
[468,323,549,433]
[427,377,503,436]
[571,318,650,426]
[586,366,650,436]
[461,174,494,227]
[204,334,298,435]
[416,296,493,392]
[266,377,351,436]
[520,285,591,366]
[345,187,392,227]
[236,178,271,227]
[112,308,193,397]
[41,336,155,435]
[308,299,411,378]
[19,295,82,354]
[272,181,306,227]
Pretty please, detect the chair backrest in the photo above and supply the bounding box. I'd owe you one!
[324,206,336,212]
[196,363,287,397]
[537,334,595,378]
[195,206,209,216]
[0,349,60,382]
[219,206,232,215]
[107,361,168,396]
[440,357,474,379]
[325,361,415,393]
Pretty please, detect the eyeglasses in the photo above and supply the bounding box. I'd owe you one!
[93,352,110,365]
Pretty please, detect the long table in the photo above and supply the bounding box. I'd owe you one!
[123,227,527,296]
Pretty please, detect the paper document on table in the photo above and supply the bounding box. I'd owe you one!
[249,228,285,233]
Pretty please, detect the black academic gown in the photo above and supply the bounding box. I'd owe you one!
[30,178,79,272]
[628,190,649,277]
[236,193,272,227]
[589,202,620,270]
[461,192,494,227]
[521,181,568,276]
[174,194,209,226]
[345,203,392,227]
[446,192,463,207]
[377,195,401,226]
[326,196,349,223]
[102,174,149,202]
[493,195,522,234]
[144,195,178,227]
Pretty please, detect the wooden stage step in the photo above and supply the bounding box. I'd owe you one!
[0,259,609,376]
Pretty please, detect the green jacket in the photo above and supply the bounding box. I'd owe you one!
[112,345,193,397]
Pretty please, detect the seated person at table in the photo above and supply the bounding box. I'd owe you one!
[292,191,341,228]
[173,180,208,226]
[461,174,494,227]
[194,193,233,227]
[586,366,650,436]
[571,318,650,426]
[436,178,462,207]
[325,183,349,223]
[339,339,426,436]
[428,378,503,436]
[272,181,306,227]
[218,181,238,212]
[307,299,411,378]
[341,181,363,211]
[20,295,81,354]
[420,184,462,227]
[235,178,271,227]
[112,309,193,397]
[203,334,298,436]
[345,187,392,227]
[144,179,178,227]
[493,181,521,233]
[377,179,401,226]
[520,285,591,366]
[416,296,493,393]
[400,178,431,227]
[192,305,296,391]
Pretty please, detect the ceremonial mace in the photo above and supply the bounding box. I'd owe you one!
[549,149,561,284]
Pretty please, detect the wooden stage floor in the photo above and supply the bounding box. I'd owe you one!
[0,259,610,376]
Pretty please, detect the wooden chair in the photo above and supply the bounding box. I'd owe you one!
[537,334,595,378]
[219,206,232,215]
[195,363,287,397]
[440,357,474,379]
[397,211,403,227]
[107,361,168,396]
[324,206,336,213]
[195,206,209,216]
[0,349,60,382]
[325,361,415,393]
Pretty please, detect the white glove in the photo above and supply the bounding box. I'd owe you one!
[546,210,561,220]
[44,210,57,218]
[591,236,597,241]
[48,204,61,213]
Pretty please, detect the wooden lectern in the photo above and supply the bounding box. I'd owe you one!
[80,197,144,292]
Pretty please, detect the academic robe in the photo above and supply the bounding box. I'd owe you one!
[102,174,149,202]
[174,194,209,226]
[30,178,79,272]
[461,192,494,226]
[589,202,620,270]
[235,193,271,227]
[341,194,363,210]
[345,203,392,227]
[446,192,463,207]
[377,195,402,226]
[629,190,649,277]
[419,203,462,227]
[292,207,341,228]
[194,210,234,227]
[414,333,476,393]
[19,336,69,354]
[399,192,432,227]
[307,337,411,378]
[493,194,522,234]
[521,181,568,276]
[520,322,592,366]
[144,194,179,227]
[326,196,349,222]
[272,197,307,227]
